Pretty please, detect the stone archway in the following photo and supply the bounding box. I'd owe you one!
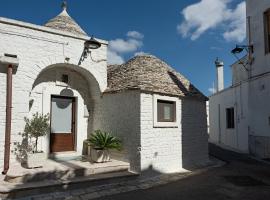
[30,64,102,157]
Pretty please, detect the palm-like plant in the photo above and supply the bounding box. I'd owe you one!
[87,130,122,151]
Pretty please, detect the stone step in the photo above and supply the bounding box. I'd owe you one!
[5,158,130,183]
[0,170,139,199]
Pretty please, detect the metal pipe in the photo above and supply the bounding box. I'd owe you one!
[2,64,13,175]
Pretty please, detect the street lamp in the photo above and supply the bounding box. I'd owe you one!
[231,45,253,71]
[79,36,105,65]
[85,37,101,50]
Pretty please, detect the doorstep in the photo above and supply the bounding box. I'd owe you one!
[0,170,138,199]
[0,157,138,199]
[5,157,130,183]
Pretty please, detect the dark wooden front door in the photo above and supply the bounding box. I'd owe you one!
[50,96,75,152]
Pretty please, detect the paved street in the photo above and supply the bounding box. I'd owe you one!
[7,144,270,200]
[95,144,270,200]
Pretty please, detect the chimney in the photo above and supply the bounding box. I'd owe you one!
[215,58,224,92]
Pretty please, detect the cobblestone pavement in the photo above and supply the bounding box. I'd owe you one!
[93,144,270,200]
[5,157,223,200]
[7,144,270,200]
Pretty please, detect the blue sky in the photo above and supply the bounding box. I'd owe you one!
[0,0,246,95]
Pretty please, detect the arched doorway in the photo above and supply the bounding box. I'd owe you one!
[30,64,101,156]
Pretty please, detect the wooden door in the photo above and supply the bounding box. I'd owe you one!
[50,96,75,152]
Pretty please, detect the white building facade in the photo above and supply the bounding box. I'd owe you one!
[209,0,270,158]
[0,3,209,174]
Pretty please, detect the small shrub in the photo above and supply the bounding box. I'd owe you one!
[24,112,50,153]
[87,130,122,151]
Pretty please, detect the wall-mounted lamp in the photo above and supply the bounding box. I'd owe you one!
[231,45,253,71]
[79,36,106,65]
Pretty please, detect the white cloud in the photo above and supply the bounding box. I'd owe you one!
[107,50,125,65]
[178,0,246,42]
[127,31,144,39]
[134,51,149,56]
[109,38,143,53]
[108,31,144,65]
[223,2,246,42]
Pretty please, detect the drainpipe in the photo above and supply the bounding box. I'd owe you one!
[2,64,13,174]
[0,54,19,175]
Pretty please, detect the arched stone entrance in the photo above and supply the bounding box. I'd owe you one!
[30,63,101,157]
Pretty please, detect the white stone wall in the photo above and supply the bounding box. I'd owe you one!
[209,1,270,158]
[231,61,249,86]
[181,98,209,168]
[209,84,249,153]
[140,93,209,173]
[93,91,141,172]
[246,0,270,77]
[0,18,107,167]
[140,93,182,173]
[0,71,6,164]
[87,90,209,173]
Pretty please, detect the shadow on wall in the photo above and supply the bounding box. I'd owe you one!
[181,98,209,171]
[168,70,209,170]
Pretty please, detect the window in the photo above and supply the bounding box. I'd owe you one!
[62,74,69,84]
[153,95,179,127]
[226,107,235,129]
[264,9,270,53]
[157,100,176,122]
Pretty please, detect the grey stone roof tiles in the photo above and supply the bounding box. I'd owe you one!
[106,55,207,101]
[44,7,87,36]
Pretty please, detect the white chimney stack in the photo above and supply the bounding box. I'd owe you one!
[215,58,224,92]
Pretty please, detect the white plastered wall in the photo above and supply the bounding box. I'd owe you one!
[0,17,107,167]
[140,93,209,173]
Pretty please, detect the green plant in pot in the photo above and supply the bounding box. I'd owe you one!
[87,130,122,163]
[23,112,50,168]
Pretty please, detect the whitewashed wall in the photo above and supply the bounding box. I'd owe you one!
[140,93,209,173]
[231,62,249,86]
[247,0,270,77]
[209,84,249,153]
[248,75,270,157]
[0,70,6,165]
[93,90,141,172]
[209,0,270,157]
[0,17,107,167]
[94,91,208,173]
[246,0,270,145]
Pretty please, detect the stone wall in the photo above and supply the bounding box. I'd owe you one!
[0,71,6,164]
[181,98,209,169]
[209,84,249,153]
[140,93,209,173]
[0,17,107,167]
[93,91,141,172]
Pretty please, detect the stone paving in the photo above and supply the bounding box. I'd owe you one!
[92,144,270,200]
[3,157,223,200]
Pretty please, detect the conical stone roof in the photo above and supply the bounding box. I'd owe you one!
[106,55,207,101]
[44,2,87,36]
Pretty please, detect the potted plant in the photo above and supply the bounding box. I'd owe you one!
[23,112,50,168]
[86,130,122,163]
